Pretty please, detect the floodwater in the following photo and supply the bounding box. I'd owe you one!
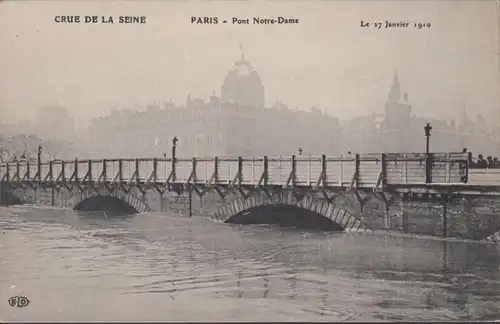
[1,205,500,322]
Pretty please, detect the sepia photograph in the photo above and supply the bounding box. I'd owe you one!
[0,0,499,321]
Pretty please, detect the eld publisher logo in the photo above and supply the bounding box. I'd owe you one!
[8,296,30,308]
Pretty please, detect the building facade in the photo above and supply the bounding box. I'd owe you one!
[86,56,499,159]
[0,105,79,161]
[87,55,343,158]
[341,72,498,155]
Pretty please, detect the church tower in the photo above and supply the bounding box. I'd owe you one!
[380,72,414,152]
[384,72,412,130]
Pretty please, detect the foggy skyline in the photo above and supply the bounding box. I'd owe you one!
[0,0,499,122]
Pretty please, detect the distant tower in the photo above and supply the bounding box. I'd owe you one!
[220,46,265,107]
[384,71,412,130]
[388,72,401,102]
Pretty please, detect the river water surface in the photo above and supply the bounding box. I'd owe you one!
[1,205,500,322]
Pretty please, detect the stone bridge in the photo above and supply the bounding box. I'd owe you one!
[1,185,152,214]
[0,183,370,232]
[1,153,500,244]
[211,190,371,232]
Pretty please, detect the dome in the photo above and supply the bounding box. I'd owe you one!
[221,55,265,107]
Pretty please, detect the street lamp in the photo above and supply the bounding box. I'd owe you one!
[298,148,303,155]
[170,136,179,185]
[424,123,433,184]
[424,123,432,155]
[172,136,178,161]
[37,145,43,164]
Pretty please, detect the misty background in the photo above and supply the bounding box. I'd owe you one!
[0,0,499,160]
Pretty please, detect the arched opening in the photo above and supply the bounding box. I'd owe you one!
[226,204,344,231]
[0,191,23,206]
[73,195,138,215]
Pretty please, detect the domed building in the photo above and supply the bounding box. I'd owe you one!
[221,54,265,107]
[87,50,342,158]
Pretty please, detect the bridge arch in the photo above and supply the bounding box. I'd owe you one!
[212,190,371,232]
[72,187,152,214]
[1,188,25,206]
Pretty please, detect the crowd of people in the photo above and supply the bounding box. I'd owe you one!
[470,154,500,169]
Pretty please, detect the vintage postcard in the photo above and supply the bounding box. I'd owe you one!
[0,0,499,322]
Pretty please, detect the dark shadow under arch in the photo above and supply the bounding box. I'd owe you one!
[0,191,24,206]
[213,190,371,233]
[226,204,344,231]
[73,195,138,215]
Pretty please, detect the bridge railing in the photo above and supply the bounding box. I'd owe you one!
[383,152,468,185]
[467,168,500,186]
[0,152,479,188]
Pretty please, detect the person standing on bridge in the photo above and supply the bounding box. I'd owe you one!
[487,156,494,168]
[475,154,488,168]
[492,157,499,168]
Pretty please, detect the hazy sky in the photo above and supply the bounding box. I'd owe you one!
[0,0,499,122]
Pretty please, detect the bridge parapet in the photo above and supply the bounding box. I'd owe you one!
[2,152,500,243]
[467,168,500,186]
[0,152,487,191]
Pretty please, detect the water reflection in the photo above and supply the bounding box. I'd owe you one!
[1,206,500,321]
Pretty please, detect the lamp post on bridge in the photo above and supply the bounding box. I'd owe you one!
[171,136,178,189]
[37,145,43,181]
[424,123,432,155]
[37,145,43,164]
[172,136,178,162]
[298,148,303,156]
[171,136,191,216]
[424,122,448,238]
[424,123,432,184]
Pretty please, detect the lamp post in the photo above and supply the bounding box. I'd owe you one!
[172,136,178,161]
[424,123,432,155]
[424,123,432,184]
[298,148,303,156]
[37,145,43,164]
[171,136,179,185]
[37,145,43,181]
